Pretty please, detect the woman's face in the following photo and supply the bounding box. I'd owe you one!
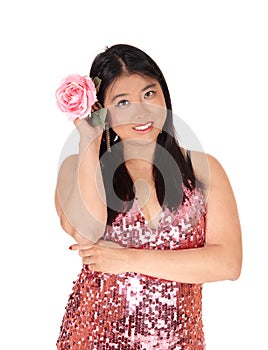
[104,74,166,143]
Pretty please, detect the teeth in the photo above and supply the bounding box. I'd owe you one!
[134,122,152,131]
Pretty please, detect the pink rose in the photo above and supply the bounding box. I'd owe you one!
[56,74,97,121]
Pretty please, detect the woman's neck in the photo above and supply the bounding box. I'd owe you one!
[125,159,153,179]
[122,139,156,168]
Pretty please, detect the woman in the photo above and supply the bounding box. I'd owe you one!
[55,44,242,349]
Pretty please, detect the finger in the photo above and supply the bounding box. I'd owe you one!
[73,117,91,128]
[73,117,82,126]
[92,101,102,110]
[82,256,91,265]
[82,257,96,271]
[69,244,80,251]
[91,104,98,112]
[79,249,93,257]
[69,243,93,251]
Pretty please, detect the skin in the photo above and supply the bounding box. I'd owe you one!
[55,74,242,283]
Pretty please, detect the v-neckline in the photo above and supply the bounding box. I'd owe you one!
[133,197,164,230]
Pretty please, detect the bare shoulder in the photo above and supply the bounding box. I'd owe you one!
[187,150,234,199]
[188,149,228,178]
[184,149,210,187]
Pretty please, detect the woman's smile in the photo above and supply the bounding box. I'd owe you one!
[132,121,153,133]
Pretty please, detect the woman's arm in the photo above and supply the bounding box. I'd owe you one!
[55,119,107,243]
[133,152,242,283]
[72,153,242,283]
[55,165,94,245]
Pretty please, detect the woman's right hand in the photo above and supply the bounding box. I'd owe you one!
[74,102,107,150]
[74,118,102,148]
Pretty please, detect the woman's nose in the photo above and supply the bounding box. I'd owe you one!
[133,102,148,120]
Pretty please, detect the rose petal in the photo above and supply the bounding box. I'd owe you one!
[56,74,97,120]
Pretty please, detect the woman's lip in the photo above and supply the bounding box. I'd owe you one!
[132,121,153,133]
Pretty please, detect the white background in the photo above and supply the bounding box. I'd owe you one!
[0,0,267,349]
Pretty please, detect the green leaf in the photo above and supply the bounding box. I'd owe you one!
[91,108,107,130]
[93,77,102,93]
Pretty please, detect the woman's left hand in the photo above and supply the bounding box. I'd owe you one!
[70,241,131,274]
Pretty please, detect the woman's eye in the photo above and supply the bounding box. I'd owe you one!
[115,99,129,107]
[144,90,156,99]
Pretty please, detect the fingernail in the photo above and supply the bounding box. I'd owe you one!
[69,245,73,250]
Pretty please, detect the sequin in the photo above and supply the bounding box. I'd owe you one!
[56,187,206,349]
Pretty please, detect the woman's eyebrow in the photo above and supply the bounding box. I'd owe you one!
[141,83,157,92]
[111,93,128,103]
[111,84,157,103]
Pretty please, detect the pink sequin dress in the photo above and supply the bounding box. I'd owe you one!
[56,187,206,349]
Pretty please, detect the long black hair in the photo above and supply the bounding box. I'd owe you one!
[89,44,201,225]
